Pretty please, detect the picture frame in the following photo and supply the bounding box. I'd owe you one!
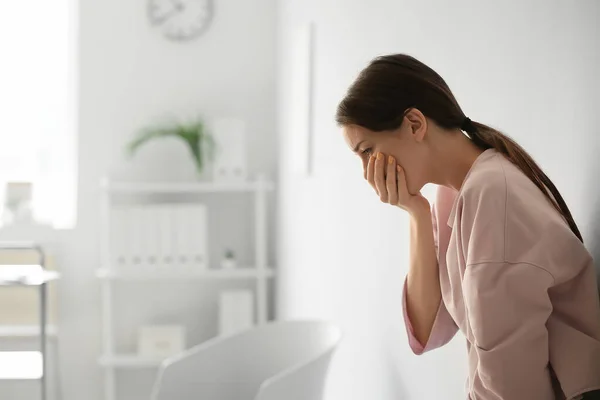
[289,21,316,176]
[218,289,254,336]
[210,118,248,182]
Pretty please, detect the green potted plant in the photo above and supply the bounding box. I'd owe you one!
[221,248,237,270]
[127,118,215,175]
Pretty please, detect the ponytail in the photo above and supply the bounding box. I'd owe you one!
[464,120,583,242]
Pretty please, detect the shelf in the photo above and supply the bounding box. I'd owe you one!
[102,180,274,194]
[99,174,273,400]
[0,351,42,379]
[98,354,167,368]
[0,325,58,337]
[96,268,275,281]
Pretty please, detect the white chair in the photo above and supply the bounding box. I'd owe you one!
[151,319,342,400]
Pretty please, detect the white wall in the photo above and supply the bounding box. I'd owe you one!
[277,1,600,399]
[1,1,277,400]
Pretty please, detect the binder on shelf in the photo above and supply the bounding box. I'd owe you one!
[110,207,129,269]
[127,206,144,272]
[141,206,160,270]
[190,205,208,270]
[173,206,190,271]
[109,203,210,274]
[172,204,208,272]
[156,205,175,269]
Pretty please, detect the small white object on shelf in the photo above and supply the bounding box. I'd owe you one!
[0,351,42,379]
[138,325,186,358]
[2,182,34,226]
[218,289,255,336]
[221,258,236,270]
[220,248,237,270]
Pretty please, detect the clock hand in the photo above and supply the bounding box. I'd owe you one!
[170,0,185,12]
[151,0,185,25]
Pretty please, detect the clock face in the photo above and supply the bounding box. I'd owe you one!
[148,0,213,41]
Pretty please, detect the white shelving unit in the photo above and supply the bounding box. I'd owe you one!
[97,176,275,400]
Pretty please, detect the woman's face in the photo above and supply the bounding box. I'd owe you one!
[342,112,430,195]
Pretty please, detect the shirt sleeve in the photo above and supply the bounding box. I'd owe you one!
[402,279,458,355]
[402,195,458,355]
[463,262,555,399]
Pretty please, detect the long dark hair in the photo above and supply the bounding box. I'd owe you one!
[336,54,583,242]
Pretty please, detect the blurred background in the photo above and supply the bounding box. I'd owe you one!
[0,0,598,399]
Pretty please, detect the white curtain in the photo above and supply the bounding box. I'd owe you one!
[0,0,77,228]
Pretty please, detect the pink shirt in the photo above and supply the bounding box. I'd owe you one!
[403,149,600,399]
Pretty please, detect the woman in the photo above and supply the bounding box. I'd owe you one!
[336,54,600,399]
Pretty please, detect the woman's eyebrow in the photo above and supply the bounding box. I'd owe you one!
[352,140,366,153]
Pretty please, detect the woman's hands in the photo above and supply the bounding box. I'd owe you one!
[366,152,430,214]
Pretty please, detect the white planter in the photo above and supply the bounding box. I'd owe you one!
[220,258,236,270]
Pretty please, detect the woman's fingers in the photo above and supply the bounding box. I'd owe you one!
[363,154,423,211]
[366,155,377,195]
[386,156,398,205]
[396,164,409,205]
[365,153,402,206]
[374,153,388,202]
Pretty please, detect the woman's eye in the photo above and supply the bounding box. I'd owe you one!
[361,148,372,156]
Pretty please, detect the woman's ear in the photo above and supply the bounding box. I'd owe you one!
[404,108,427,143]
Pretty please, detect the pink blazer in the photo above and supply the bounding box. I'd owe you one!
[403,149,600,399]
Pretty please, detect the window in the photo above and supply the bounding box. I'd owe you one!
[0,1,77,228]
